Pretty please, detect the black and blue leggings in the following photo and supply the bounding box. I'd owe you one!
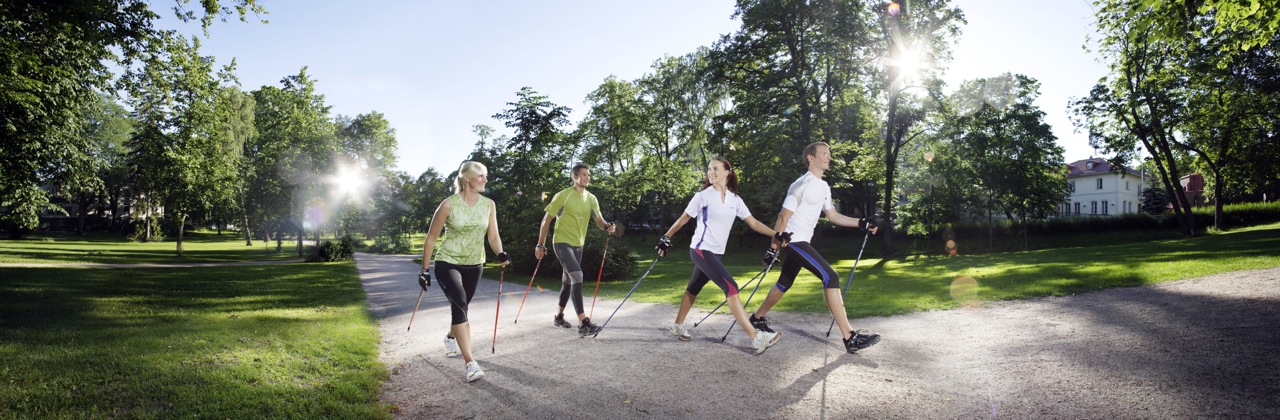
[434,260,482,325]
[685,248,741,298]
[774,241,840,292]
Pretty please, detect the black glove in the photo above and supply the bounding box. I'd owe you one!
[656,235,672,256]
[773,231,793,246]
[859,216,878,231]
[497,252,510,264]
[418,267,431,291]
[762,247,780,266]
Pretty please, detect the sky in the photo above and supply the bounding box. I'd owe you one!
[161,0,1108,178]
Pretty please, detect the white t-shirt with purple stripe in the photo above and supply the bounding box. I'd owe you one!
[781,172,833,243]
[684,186,752,255]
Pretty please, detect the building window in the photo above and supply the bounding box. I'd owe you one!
[1091,201,1098,214]
[1126,181,1130,191]
[1086,161,1095,170]
[1102,200,1109,215]
[1096,178,1103,189]
[1074,202,1081,214]
[1069,181,1076,192]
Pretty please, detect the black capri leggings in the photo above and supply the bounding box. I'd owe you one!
[434,260,482,325]
[774,241,840,292]
[685,248,741,298]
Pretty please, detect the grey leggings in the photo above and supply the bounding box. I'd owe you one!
[553,243,586,315]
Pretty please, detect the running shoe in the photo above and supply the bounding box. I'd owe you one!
[670,323,692,341]
[752,330,782,354]
[444,336,460,358]
[843,330,881,353]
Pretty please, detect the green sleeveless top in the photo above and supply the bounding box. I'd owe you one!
[435,194,492,266]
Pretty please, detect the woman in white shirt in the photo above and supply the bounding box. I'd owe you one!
[656,157,791,354]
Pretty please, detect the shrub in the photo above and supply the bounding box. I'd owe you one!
[368,234,413,254]
[307,238,354,262]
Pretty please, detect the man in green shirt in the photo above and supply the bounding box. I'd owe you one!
[535,163,616,337]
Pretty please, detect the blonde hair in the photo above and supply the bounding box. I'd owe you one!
[453,161,487,194]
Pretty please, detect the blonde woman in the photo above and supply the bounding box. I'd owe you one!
[418,161,510,382]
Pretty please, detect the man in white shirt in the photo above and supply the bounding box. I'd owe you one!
[752,142,882,353]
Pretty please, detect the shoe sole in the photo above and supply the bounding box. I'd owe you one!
[445,351,460,357]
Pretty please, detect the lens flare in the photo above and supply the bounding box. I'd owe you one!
[888,2,901,16]
[945,239,958,256]
[924,151,935,162]
[536,285,544,291]
[950,275,979,306]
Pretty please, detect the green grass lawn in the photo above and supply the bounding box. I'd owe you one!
[0,262,389,418]
[0,231,303,264]
[586,222,1280,317]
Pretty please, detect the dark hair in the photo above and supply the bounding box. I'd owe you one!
[570,163,590,178]
[702,156,739,194]
[802,142,830,163]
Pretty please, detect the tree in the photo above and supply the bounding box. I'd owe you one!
[247,68,337,256]
[875,0,965,255]
[1073,1,1199,235]
[77,93,134,234]
[124,33,242,256]
[941,74,1068,249]
[0,0,262,231]
[481,87,576,273]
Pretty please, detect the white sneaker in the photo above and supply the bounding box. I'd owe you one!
[465,361,485,382]
[670,323,692,341]
[752,330,781,354]
[443,336,460,357]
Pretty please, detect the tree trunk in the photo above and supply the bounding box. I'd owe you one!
[176,214,186,257]
[76,192,88,235]
[881,94,900,257]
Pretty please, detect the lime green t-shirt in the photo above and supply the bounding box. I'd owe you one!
[545,187,601,247]
[436,194,492,266]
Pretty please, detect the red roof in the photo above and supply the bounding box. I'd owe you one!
[1066,158,1143,178]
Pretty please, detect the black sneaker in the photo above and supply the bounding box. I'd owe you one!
[554,313,572,328]
[843,330,881,353]
[749,314,774,333]
[578,317,601,337]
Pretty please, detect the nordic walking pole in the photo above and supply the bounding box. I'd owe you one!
[721,257,778,342]
[589,235,610,318]
[593,256,662,338]
[408,263,432,331]
[513,258,543,324]
[693,263,771,328]
[407,288,425,331]
[492,267,505,354]
[826,229,871,337]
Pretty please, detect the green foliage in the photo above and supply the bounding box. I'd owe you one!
[127,216,167,242]
[0,0,263,231]
[307,238,353,262]
[367,234,413,255]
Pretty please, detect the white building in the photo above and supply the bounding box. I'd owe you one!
[1061,158,1144,217]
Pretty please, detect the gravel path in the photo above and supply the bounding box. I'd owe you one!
[356,252,1280,418]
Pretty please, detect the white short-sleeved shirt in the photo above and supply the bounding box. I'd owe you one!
[684,187,752,254]
[781,172,833,243]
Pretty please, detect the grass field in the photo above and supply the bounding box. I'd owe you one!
[0,231,303,264]
[0,263,389,418]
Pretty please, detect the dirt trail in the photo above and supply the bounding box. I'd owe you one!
[356,252,1280,418]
